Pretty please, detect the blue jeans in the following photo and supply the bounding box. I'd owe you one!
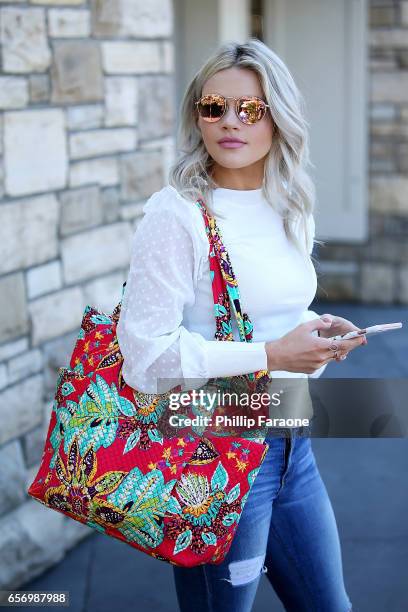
[172,426,353,612]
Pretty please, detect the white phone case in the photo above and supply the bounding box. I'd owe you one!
[331,322,402,341]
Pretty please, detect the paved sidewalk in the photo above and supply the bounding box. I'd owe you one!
[18,302,408,611]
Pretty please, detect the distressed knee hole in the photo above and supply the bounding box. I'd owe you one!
[220,554,267,587]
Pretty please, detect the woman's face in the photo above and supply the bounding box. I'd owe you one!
[196,66,275,188]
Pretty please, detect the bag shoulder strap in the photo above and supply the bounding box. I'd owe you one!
[193,197,254,344]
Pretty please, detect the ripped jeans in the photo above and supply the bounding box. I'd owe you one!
[172,426,353,612]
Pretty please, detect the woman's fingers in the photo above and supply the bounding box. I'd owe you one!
[332,335,365,352]
[323,335,365,363]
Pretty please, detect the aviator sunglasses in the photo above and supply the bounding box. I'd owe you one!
[195,93,270,125]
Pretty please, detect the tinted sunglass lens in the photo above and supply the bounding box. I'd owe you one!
[238,98,266,124]
[198,95,225,121]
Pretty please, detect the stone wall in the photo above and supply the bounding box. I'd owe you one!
[0,0,175,589]
[317,0,408,304]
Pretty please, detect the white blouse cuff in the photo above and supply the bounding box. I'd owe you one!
[180,328,268,380]
[204,340,268,378]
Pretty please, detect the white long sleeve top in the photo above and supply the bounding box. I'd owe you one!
[116,184,328,395]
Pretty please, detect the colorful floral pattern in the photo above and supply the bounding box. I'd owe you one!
[27,195,272,568]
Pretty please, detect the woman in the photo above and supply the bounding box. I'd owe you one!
[116,39,366,611]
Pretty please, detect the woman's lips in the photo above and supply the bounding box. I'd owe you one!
[218,141,246,149]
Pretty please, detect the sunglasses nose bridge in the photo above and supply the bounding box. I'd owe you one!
[221,97,244,124]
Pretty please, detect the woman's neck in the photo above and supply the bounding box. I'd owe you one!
[210,167,264,191]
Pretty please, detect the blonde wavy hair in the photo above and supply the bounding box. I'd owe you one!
[168,38,324,260]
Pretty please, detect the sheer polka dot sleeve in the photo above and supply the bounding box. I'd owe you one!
[116,198,268,394]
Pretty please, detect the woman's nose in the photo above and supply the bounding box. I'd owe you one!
[221,102,241,126]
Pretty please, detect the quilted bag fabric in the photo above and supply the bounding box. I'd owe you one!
[27,196,273,567]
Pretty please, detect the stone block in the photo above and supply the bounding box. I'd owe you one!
[0,7,51,73]
[0,500,66,590]
[371,72,408,103]
[141,135,176,182]
[101,186,120,223]
[66,104,103,130]
[61,222,132,284]
[59,185,102,236]
[369,158,395,173]
[0,338,29,364]
[4,109,66,196]
[402,2,408,26]
[137,75,174,140]
[48,8,90,37]
[360,262,395,303]
[162,40,174,73]
[90,0,172,38]
[370,140,394,158]
[363,236,408,263]
[369,6,395,27]
[0,194,59,274]
[101,41,161,74]
[369,58,396,71]
[370,176,408,214]
[0,364,7,391]
[398,264,408,304]
[69,157,119,188]
[0,440,26,518]
[104,76,138,127]
[0,77,29,109]
[69,127,137,159]
[369,103,396,121]
[51,40,103,103]
[370,29,408,49]
[7,349,43,386]
[0,375,43,446]
[26,261,62,299]
[315,261,358,301]
[28,287,84,346]
[28,74,50,103]
[0,162,3,200]
[370,122,408,138]
[0,274,29,345]
[31,0,85,4]
[120,149,165,201]
[398,143,408,173]
[396,50,408,70]
[316,275,358,301]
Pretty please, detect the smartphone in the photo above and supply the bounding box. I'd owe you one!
[331,322,403,341]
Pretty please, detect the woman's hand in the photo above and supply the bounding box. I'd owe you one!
[317,314,367,361]
[265,317,367,373]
